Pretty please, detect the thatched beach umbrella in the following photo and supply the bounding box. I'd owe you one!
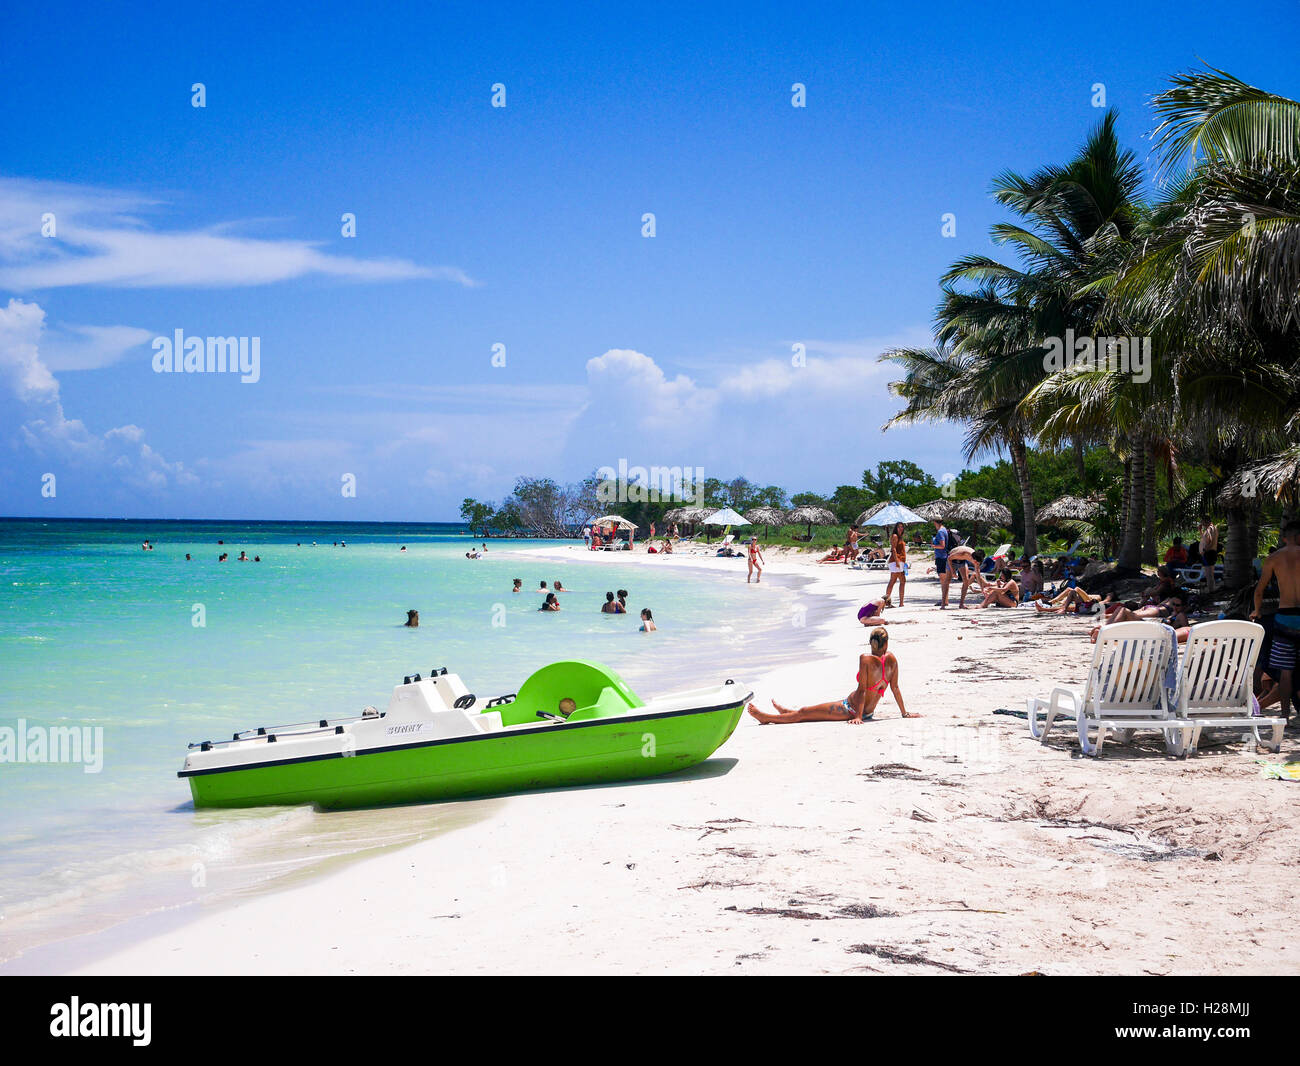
[914,499,955,521]
[787,505,837,539]
[943,497,1012,542]
[745,506,788,538]
[592,513,638,548]
[1038,495,1101,525]
[661,506,686,523]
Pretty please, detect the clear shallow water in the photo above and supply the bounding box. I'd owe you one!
[0,518,809,960]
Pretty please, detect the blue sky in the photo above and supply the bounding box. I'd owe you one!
[1,0,1297,519]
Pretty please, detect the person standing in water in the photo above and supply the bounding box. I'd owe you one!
[747,628,918,723]
[884,522,908,606]
[639,608,656,631]
[747,536,765,583]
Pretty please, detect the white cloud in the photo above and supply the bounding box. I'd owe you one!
[0,298,195,492]
[0,177,475,290]
[40,323,155,371]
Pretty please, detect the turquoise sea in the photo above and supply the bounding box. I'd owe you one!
[0,518,809,962]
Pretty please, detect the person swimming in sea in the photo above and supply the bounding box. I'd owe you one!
[405,609,419,627]
[640,608,656,631]
[512,578,523,593]
[601,591,625,614]
[539,592,561,612]
[747,628,919,723]
[554,580,567,592]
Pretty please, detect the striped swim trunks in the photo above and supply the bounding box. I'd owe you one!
[1269,609,1300,670]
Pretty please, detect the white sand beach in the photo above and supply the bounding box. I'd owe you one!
[62,546,1298,976]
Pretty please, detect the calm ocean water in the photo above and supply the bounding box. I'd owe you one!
[0,518,808,961]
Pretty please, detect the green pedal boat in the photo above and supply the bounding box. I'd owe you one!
[179,659,750,809]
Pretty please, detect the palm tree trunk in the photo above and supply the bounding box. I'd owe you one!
[1223,506,1256,589]
[1120,457,1131,534]
[1009,437,1037,556]
[1073,438,1087,485]
[1117,445,1143,572]
[1142,441,1158,567]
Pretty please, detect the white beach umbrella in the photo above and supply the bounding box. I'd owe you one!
[860,502,927,527]
[702,507,748,526]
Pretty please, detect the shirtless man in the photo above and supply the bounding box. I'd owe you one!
[746,627,920,723]
[1253,519,1300,722]
[943,545,986,608]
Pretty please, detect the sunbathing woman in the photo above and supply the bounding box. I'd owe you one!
[746,627,919,723]
[818,546,845,563]
[978,568,1020,608]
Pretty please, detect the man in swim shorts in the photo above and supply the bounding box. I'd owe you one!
[1253,519,1300,723]
[931,518,952,606]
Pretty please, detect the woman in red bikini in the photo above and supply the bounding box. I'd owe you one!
[746,628,920,724]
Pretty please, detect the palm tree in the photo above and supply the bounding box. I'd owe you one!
[925,111,1147,559]
[1113,66,1300,584]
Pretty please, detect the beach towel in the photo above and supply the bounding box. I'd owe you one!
[1258,760,1300,782]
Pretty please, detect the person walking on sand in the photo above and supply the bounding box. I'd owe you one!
[746,627,919,723]
[1253,519,1300,723]
[747,536,765,583]
[884,522,908,606]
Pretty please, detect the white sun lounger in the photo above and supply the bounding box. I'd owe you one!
[1027,621,1194,756]
[1171,620,1284,754]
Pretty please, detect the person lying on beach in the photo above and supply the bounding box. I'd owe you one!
[640,608,656,631]
[746,627,919,724]
[857,597,894,625]
[818,547,845,563]
[1034,586,1105,614]
[1084,595,1190,640]
[1105,591,1190,628]
[539,593,561,611]
[978,568,1020,608]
